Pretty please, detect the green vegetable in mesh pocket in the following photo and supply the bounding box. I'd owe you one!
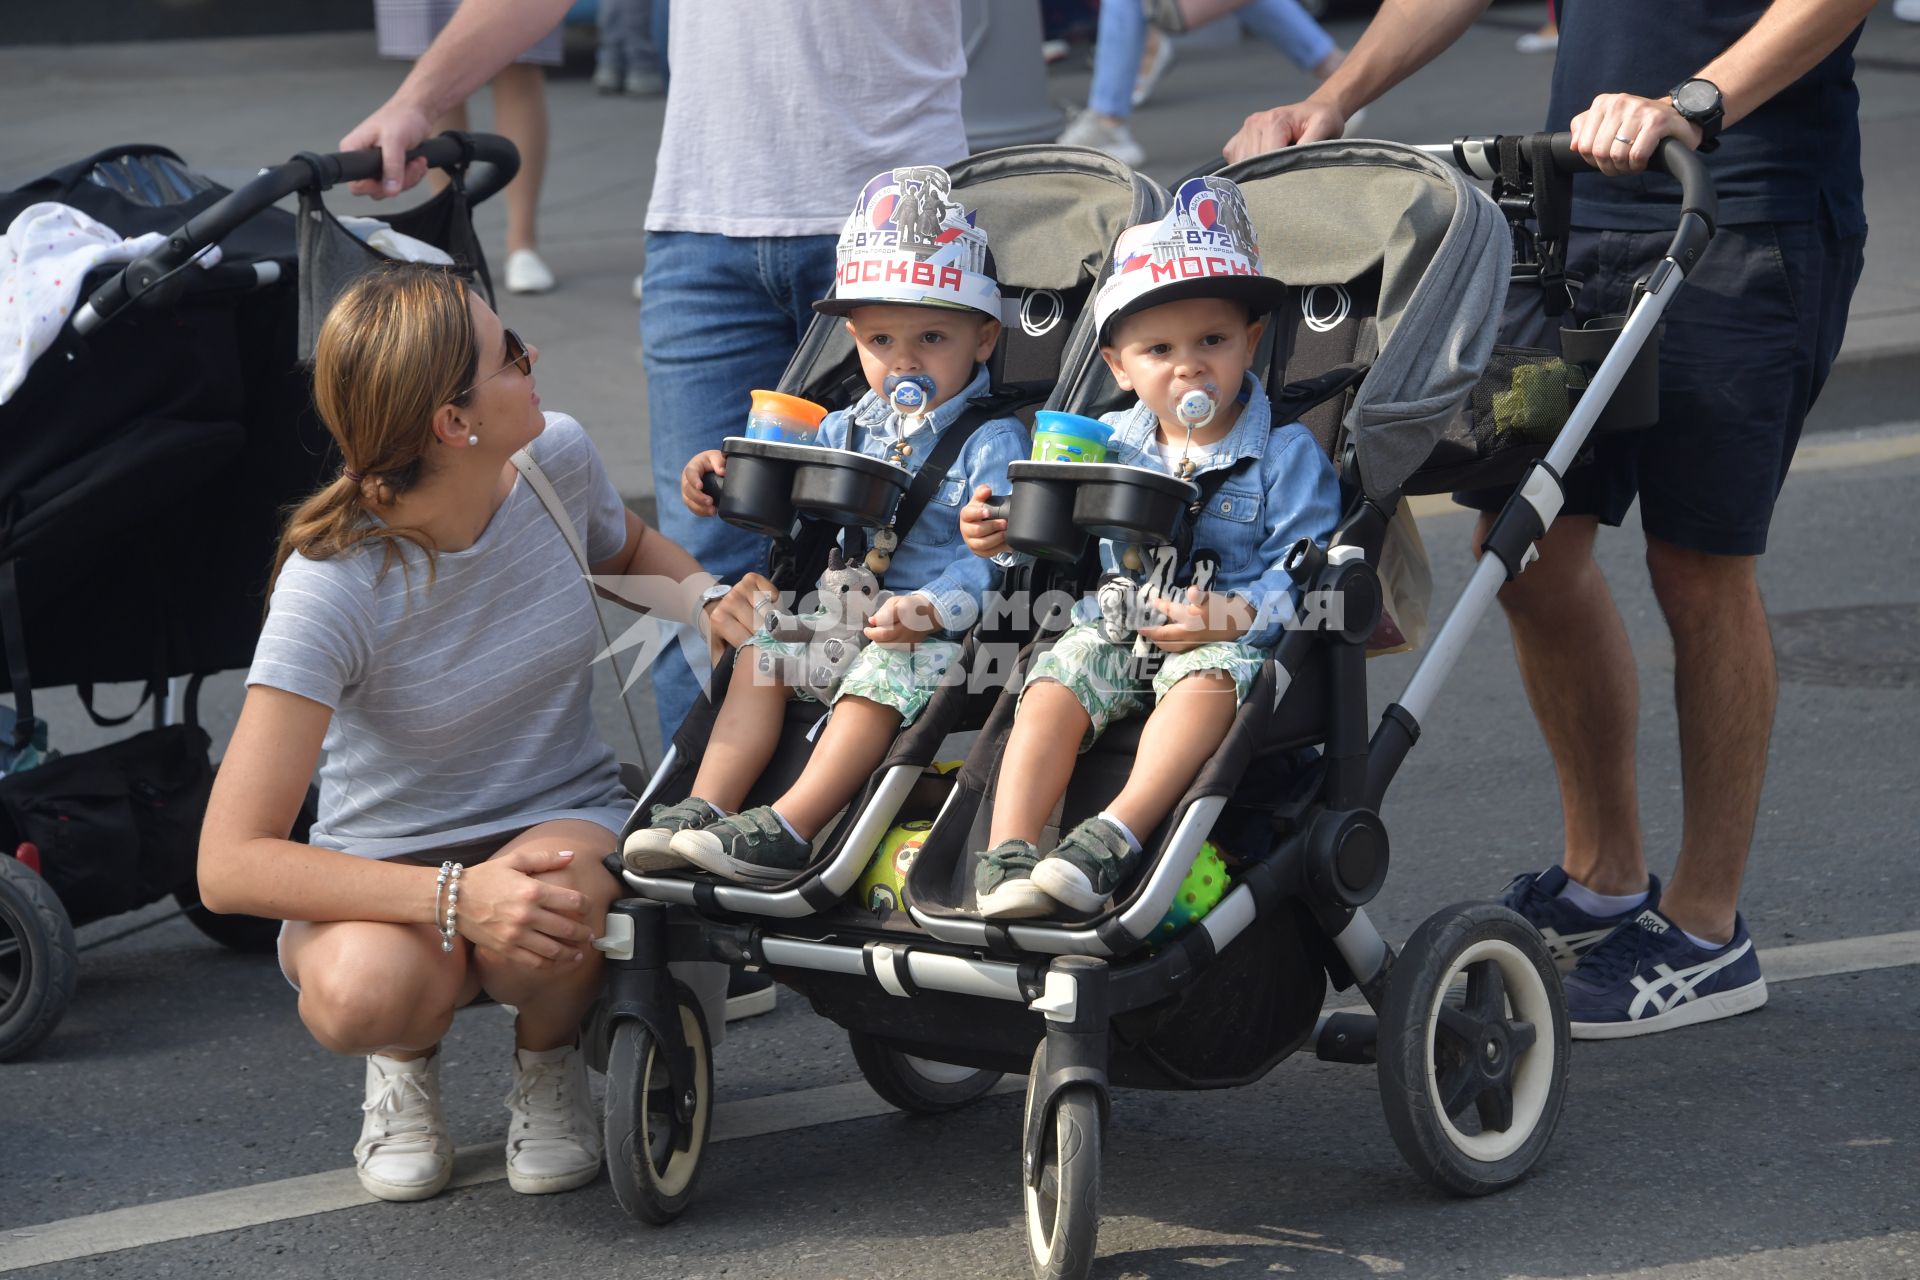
[1490,358,1573,444]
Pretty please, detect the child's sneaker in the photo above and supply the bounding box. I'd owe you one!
[1565,908,1768,1040]
[504,1043,602,1194]
[1031,817,1138,913]
[671,806,812,885]
[355,1052,453,1202]
[592,57,622,93]
[1500,865,1662,973]
[975,839,1051,919]
[623,797,723,873]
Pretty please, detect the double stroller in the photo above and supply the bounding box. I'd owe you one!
[592,134,1716,1278]
[0,134,518,1059]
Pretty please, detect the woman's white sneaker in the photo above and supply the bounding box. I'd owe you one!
[504,1043,603,1194]
[355,1052,453,1202]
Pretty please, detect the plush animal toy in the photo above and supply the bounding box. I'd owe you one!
[1094,545,1220,678]
[758,549,885,701]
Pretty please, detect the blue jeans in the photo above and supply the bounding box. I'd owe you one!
[596,0,668,75]
[1088,0,1334,118]
[638,230,839,735]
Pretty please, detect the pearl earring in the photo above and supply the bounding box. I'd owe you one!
[467,433,480,446]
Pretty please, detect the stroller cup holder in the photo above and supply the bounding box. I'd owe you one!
[707,438,911,535]
[1562,314,1663,432]
[983,461,1198,562]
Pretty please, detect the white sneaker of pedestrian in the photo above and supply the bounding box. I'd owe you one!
[504,1043,602,1194]
[1042,38,1071,64]
[1896,0,1920,21]
[354,1052,453,1202]
[1515,29,1559,53]
[1057,112,1147,168]
[1132,35,1176,108]
[623,68,666,96]
[505,248,556,295]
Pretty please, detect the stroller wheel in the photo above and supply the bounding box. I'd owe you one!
[1021,1044,1101,1280]
[848,1030,1003,1114]
[0,853,78,1062]
[605,986,714,1223]
[1376,901,1569,1196]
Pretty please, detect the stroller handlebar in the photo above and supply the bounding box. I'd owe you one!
[1541,131,1716,230]
[316,131,520,205]
[73,131,520,337]
[1431,131,1717,276]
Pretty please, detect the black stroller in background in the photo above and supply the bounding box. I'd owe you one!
[0,134,517,1060]
[586,133,1716,1280]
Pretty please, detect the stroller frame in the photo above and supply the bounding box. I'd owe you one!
[589,134,1718,1277]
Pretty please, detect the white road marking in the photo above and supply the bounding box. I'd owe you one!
[1755,929,1920,984]
[2,929,1916,1273]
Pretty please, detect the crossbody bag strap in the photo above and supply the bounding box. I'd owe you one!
[886,391,1023,552]
[510,448,651,772]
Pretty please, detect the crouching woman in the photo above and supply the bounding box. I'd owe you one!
[198,264,729,1202]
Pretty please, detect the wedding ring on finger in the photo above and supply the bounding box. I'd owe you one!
[1614,133,1633,145]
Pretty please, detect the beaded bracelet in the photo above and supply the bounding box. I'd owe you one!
[436,861,464,953]
[433,860,451,934]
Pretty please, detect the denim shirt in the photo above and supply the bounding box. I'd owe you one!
[815,365,1029,633]
[1097,373,1342,649]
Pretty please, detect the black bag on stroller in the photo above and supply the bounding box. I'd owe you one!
[0,721,211,929]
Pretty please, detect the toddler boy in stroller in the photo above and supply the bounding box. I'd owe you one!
[622,166,1028,885]
[959,176,1341,919]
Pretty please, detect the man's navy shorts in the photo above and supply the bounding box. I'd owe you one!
[1459,213,1867,556]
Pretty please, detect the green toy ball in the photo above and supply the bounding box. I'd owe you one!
[856,820,933,921]
[1152,842,1231,941]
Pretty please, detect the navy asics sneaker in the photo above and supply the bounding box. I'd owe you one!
[1500,866,1662,973]
[1564,907,1767,1040]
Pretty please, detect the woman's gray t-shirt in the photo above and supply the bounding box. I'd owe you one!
[248,412,633,859]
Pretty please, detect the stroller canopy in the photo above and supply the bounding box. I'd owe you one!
[1220,141,1511,501]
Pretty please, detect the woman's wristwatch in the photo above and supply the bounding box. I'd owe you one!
[695,579,732,627]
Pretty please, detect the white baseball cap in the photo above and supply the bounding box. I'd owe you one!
[1093,175,1287,342]
[814,166,1002,319]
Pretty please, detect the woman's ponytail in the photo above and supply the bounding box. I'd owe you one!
[267,264,478,597]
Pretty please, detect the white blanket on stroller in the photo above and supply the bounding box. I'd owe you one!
[0,202,222,407]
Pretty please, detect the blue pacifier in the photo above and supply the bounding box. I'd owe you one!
[885,373,936,417]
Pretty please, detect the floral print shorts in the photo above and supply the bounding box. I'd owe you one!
[1023,621,1264,751]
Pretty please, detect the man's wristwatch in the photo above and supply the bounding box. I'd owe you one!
[1668,78,1724,153]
